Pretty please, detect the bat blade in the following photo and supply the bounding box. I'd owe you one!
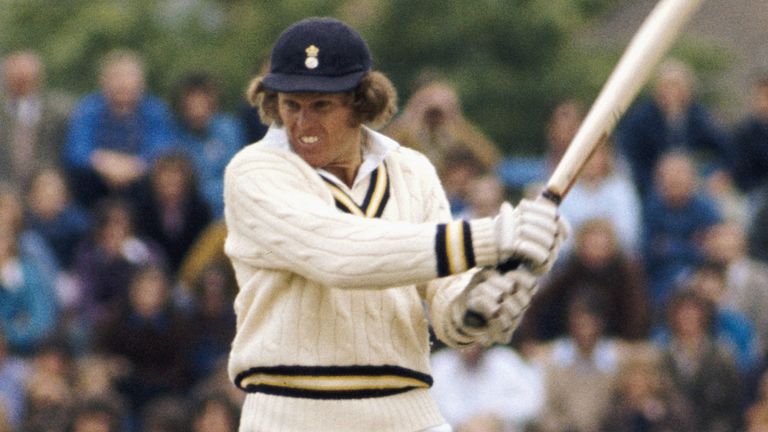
[464,0,705,329]
[546,0,705,200]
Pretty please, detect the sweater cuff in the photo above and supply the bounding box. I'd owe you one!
[434,218,498,277]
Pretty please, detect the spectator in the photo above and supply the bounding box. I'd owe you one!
[749,192,768,263]
[22,338,75,432]
[175,219,228,292]
[673,263,760,376]
[63,49,176,208]
[656,290,743,432]
[0,187,58,356]
[730,73,768,200]
[0,328,29,430]
[641,151,721,310]
[524,218,650,341]
[616,58,733,198]
[71,197,167,325]
[139,395,187,432]
[439,147,487,216]
[0,51,72,187]
[430,343,545,431]
[385,80,501,183]
[94,265,193,419]
[703,222,768,356]
[135,152,212,273]
[534,291,628,432]
[557,140,642,255]
[186,262,237,382]
[745,370,768,432]
[0,407,9,432]
[189,392,240,432]
[458,173,507,219]
[24,167,91,270]
[66,396,126,432]
[544,99,585,176]
[171,72,245,218]
[601,346,695,432]
[0,183,61,288]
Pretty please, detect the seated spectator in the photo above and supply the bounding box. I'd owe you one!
[66,396,126,432]
[439,148,487,217]
[24,167,91,271]
[0,328,29,430]
[176,220,229,291]
[94,265,193,419]
[63,49,176,208]
[135,152,212,273]
[0,50,72,187]
[543,99,585,175]
[187,262,237,383]
[384,80,500,183]
[557,140,642,255]
[171,72,244,218]
[746,370,768,432]
[21,338,75,432]
[601,346,695,431]
[703,221,768,356]
[0,407,9,432]
[533,291,628,432]
[678,263,760,376]
[71,197,167,325]
[0,187,58,356]
[0,183,61,289]
[189,391,240,432]
[749,191,768,263]
[642,151,721,310]
[430,343,545,431]
[615,58,733,198]
[656,290,743,431]
[524,218,649,341]
[457,173,507,219]
[730,73,768,200]
[139,395,187,432]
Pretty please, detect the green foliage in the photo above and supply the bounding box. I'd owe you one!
[0,0,628,155]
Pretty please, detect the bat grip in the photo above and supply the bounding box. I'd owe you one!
[461,189,562,329]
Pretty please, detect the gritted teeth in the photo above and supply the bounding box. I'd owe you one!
[301,136,319,144]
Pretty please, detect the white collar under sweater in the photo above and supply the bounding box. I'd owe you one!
[260,124,399,189]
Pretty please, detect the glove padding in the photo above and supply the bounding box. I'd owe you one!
[494,198,570,275]
[450,267,539,346]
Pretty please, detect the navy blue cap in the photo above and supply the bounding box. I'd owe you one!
[262,17,373,93]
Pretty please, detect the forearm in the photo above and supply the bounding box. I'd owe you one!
[223,150,499,289]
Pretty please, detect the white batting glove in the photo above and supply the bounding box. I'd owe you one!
[494,198,570,276]
[448,267,539,346]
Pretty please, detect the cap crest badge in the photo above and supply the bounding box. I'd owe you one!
[305,45,319,69]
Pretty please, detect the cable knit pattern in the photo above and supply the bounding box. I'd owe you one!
[224,127,497,432]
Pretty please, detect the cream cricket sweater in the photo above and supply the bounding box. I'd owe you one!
[223,126,499,432]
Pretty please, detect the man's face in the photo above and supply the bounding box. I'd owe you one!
[101,61,144,116]
[278,92,360,171]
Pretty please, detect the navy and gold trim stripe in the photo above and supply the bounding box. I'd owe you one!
[435,220,476,277]
[321,164,390,218]
[235,364,433,399]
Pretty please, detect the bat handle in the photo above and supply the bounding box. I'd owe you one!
[461,189,562,329]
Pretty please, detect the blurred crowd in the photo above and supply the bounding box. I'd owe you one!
[0,46,767,432]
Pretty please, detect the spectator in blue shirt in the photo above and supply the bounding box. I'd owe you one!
[63,49,176,208]
[171,72,244,218]
[616,58,734,198]
[642,151,722,312]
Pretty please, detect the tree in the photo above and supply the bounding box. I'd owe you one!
[0,0,639,155]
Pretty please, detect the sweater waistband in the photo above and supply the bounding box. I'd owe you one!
[236,364,433,399]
